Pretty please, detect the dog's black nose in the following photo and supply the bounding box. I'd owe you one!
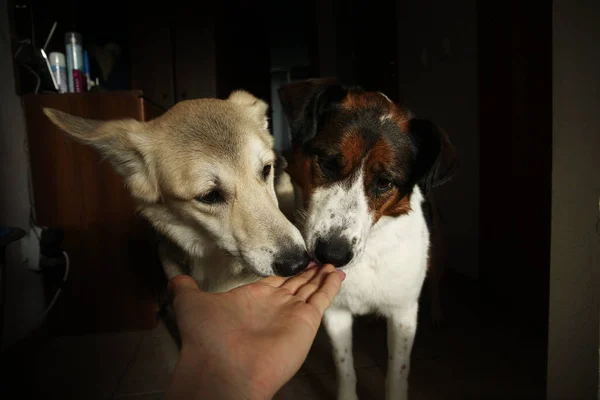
[314,237,353,267]
[273,250,311,277]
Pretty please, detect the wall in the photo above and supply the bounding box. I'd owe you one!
[396,0,479,279]
[547,1,600,398]
[0,0,44,349]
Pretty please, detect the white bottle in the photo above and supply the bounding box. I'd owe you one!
[65,32,84,93]
[49,52,68,93]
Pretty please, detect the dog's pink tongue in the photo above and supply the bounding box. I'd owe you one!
[306,260,320,270]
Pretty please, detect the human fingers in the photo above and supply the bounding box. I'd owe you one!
[258,275,287,288]
[307,270,345,314]
[295,264,336,301]
[168,274,201,297]
[280,266,319,293]
[168,275,203,313]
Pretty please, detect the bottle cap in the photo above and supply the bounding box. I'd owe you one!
[65,32,82,44]
[49,52,66,67]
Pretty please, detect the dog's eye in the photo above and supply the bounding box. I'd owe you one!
[318,156,340,178]
[375,178,394,193]
[262,164,272,180]
[195,190,222,204]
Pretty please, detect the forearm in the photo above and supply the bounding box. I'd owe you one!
[166,350,272,400]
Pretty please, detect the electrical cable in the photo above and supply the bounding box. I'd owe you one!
[39,251,69,325]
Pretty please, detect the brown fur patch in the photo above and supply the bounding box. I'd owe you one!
[363,137,412,222]
[339,131,366,176]
[342,91,387,111]
[369,189,412,222]
[342,91,411,132]
[365,137,394,171]
[285,145,314,208]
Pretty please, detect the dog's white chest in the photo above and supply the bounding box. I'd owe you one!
[331,208,430,316]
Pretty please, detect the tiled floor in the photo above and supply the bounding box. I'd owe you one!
[0,270,546,400]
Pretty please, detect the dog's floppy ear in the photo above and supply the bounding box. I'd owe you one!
[408,118,458,196]
[278,78,348,145]
[228,90,269,131]
[43,108,158,202]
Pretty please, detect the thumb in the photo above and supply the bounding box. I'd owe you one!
[168,274,201,298]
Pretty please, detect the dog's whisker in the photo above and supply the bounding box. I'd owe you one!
[293,209,309,228]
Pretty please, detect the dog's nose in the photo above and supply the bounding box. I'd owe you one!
[314,237,353,267]
[273,250,311,277]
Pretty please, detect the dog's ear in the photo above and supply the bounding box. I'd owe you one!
[278,78,348,145]
[408,118,458,196]
[43,108,158,202]
[227,90,269,131]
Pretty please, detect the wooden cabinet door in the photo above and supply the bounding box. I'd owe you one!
[23,92,164,334]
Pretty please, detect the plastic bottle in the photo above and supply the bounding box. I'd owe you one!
[49,52,68,93]
[65,32,84,92]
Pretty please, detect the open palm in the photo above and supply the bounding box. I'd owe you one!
[168,264,345,400]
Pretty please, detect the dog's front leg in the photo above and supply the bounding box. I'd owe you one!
[386,303,419,400]
[323,307,358,400]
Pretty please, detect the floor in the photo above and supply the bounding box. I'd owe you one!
[0,270,546,400]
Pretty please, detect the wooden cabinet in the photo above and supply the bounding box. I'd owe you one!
[23,91,166,335]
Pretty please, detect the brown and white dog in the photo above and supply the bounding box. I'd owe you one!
[278,79,458,400]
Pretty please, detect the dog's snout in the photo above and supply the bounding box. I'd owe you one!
[314,237,353,267]
[273,250,311,277]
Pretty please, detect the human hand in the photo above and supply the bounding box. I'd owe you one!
[166,264,345,400]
